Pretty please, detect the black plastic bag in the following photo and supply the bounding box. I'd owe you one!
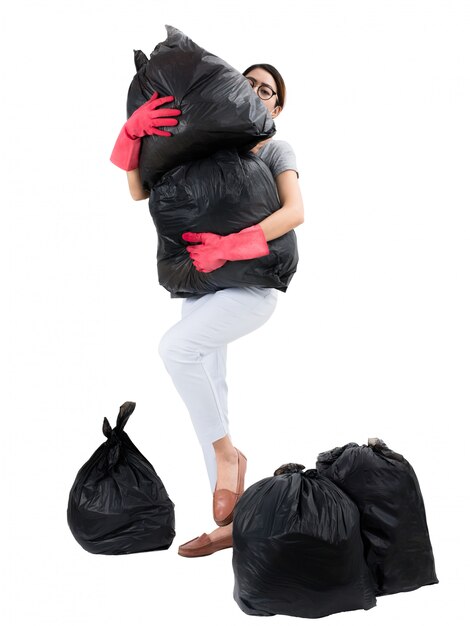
[67,401,175,555]
[127,24,275,190]
[316,438,439,596]
[150,147,298,297]
[232,463,376,619]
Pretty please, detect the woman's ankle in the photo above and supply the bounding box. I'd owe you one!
[212,435,237,460]
[216,446,238,461]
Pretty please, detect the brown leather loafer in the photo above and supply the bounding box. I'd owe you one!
[177,532,233,558]
[213,447,247,526]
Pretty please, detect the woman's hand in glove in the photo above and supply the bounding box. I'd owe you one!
[125,91,181,139]
[182,224,270,273]
[110,91,181,171]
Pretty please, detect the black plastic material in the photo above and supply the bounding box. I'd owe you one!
[127,25,276,191]
[316,439,439,596]
[232,464,377,619]
[67,401,175,555]
[149,148,298,297]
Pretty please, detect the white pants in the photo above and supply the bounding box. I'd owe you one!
[158,286,278,492]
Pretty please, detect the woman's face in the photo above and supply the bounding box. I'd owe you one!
[245,67,281,119]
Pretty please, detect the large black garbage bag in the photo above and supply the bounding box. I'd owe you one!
[232,463,376,619]
[316,438,439,596]
[127,24,276,190]
[150,147,298,297]
[67,401,175,555]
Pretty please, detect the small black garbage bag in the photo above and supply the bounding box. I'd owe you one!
[316,438,439,596]
[150,147,298,297]
[67,401,175,555]
[127,24,275,190]
[232,463,376,619]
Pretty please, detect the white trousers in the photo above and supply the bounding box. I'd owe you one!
[158,286,278,492]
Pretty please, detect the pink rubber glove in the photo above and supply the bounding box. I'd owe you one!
[182,224,270,273]
[110,91,181,171]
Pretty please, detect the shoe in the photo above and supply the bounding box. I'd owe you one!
[213,447,247,526]
[177,532,233,557]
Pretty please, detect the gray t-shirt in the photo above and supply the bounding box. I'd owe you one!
[256,139,299,179]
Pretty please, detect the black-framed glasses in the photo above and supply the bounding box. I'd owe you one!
[245,76,277,102]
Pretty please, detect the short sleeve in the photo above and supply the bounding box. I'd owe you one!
[269,140,299,179]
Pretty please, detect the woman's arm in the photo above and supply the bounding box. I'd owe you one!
[258,170,304,241]
[110,91,180,200]
[127,168,150,201]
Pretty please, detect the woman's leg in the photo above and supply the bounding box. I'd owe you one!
[159,286,278,491]
[180,295,229,489]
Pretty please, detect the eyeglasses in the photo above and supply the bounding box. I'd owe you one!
[245,76,277,102]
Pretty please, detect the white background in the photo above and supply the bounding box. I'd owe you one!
[2,0,469,623]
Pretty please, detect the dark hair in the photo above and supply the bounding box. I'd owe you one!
[242,63,286,110]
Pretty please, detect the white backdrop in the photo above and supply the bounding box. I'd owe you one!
[2,0,468,623]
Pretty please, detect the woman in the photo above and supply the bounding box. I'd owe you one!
[110,64,304,557]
